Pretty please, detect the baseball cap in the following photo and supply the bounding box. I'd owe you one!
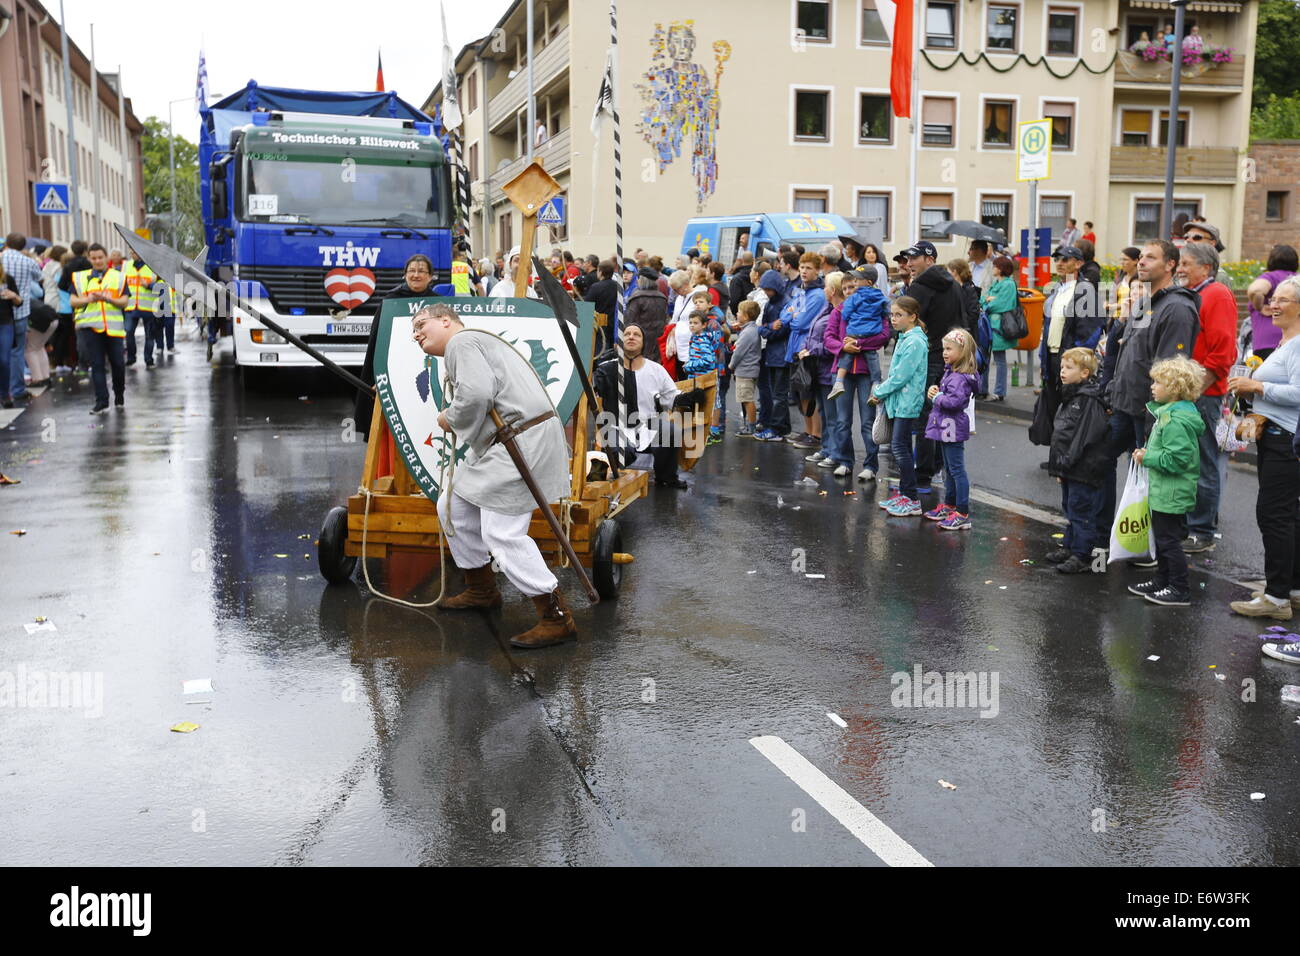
[1184,221,1224,251]
[1052,245,1084,260]
[893,250,910,263]
[905,240,938,259]
[851,265,878,283]
[622,260,637,273]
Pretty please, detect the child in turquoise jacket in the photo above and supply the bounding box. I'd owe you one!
[870,296,930,516]
[1131,356,1205,607]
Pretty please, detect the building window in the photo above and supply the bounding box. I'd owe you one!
[794,89,830,141]
[1125,17,1157,50]
[987,4,1018,51]
[796,1,831,42]
[1158,110,1189,148]
[466,73,477,114]
[980,195,1012,239]
[921,96,955,146]
[498,213,513,256]
[861,0,889,44]
[1044,101,1075,150]
[1040,196,1070,241]
[1047,7,1078,56]
[983,100,1015,148]
[856,192,891,242]
[1267,191,1290,222]
[859,93,893,144]
[1134,201,1162,242]
[793,189,829,213]
[1121,110,1151,147]
[920,192,953,238]
[468,142,479,181]
[925,2,957,49]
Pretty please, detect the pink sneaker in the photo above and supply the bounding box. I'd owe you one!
[924,504,954,522]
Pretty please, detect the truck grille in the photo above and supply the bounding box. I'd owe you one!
[240,265,448,315]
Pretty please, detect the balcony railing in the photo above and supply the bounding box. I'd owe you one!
[486,25,570,131]
[1114,51,1245,90]
[1109,145,1240,182]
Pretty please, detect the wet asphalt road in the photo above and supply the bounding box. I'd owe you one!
[1,330,1298,867]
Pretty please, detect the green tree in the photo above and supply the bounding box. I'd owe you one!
[1251,93,1300,139]
[140,117,204,256]
[1254,0,1300,102]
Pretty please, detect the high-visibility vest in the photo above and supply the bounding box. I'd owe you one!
[122,260,160,312]
[73,268,127,336]
[451,260,471,296]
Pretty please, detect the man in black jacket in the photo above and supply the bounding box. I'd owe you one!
[1100,238,1201,540]
[904,240,966,490]
[728,252,754,317]
[583,260,621,350]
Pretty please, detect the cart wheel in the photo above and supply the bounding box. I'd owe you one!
[592,519,624,600]
[318,506,358,586]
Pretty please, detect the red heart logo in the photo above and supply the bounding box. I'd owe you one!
[324,268,376,310]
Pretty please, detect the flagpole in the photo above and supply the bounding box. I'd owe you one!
[610,1,624,344]
[908,0,920,244]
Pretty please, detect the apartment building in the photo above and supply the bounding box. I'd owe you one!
[428,0,1257,263]
[0,0,145,245]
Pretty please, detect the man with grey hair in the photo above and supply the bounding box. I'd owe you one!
[410,304,577,648]
[818,241,845,273]
[1178,240,1237,553]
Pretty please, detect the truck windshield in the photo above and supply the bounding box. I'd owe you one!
[241,155,446,228]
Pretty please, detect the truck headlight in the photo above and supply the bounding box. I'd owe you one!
[250,329,286,345]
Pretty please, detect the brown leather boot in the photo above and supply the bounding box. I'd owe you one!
[510,589,577,648]
[438,562,502,610]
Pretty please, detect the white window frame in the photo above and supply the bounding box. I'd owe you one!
[981,1,1021,55]
[919,91,960,151]
[924,0,960,51]
[790,84,835,148]
[854,186,896,243]
[1128,193,1205,246]
[978,94,1019,152]
[1039,96,1080,154]
[1043,2,1083,59]
[1037,191,1076,243]
[857,0,891,48]
[977,190,1015,242]
[1113,106,1194,148]
[792,0,836,47]
[790,184,835,214]
[917,188,958,244]
[854,87,895,148]
[1157,107,1194,148]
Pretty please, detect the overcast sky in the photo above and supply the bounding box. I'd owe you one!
[53,0,514,140]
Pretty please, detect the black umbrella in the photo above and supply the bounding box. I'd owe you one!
[931,220,1007,244]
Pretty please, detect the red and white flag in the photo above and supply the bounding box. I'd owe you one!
[878,0,914,118]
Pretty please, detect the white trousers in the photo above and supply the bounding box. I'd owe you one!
[437,491,557,597]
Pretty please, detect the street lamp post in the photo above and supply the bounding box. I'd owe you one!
[165,95,193,246]
[1162,0,1188,238]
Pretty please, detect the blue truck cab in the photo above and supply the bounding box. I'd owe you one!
[680,212,859,267]
[200,83,452,373]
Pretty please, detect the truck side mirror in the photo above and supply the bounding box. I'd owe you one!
[211,178,228,217]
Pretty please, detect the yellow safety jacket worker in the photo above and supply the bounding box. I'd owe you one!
[73,268,127,336]
[451,259,471,296]
[122,260,160,312]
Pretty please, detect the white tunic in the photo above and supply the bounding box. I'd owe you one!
[441,330,570,515]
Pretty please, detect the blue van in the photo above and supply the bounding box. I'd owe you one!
[680,212,864,267]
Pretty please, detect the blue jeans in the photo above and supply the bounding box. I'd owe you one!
[78,328,125,407]
[835,353,882,470]
[143,315,165,364]
[941,441,970,513]
[163,315,176,349]
[816,382,846,463]
[1188,393,1226,539]
[0,323,13,401]
[124,310,147,363]
[890,416,918,500]
[714,370,731,428]
[9,317,28,397]
[1062,479,1105,559]
[980,351,1007,397]
[758,364,791,435]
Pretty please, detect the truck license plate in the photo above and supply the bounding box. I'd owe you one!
[326,323,370,335]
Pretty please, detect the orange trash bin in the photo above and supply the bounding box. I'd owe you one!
[1015,288,1046,352]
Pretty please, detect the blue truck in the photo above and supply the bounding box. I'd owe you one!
[680,212,873,267]
[199,82,453,376]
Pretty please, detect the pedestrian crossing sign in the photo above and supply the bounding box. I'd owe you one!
[33,182,71,215]
[536,197,565,226]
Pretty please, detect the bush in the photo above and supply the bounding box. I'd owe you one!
[1251,94,1300,140]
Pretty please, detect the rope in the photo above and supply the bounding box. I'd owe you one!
[920,49,1118,78]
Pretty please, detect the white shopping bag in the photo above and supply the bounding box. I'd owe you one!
[1108,459,1155,564]
[966,395,977,435]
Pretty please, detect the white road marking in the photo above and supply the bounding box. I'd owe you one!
[826,712,846,728]
[969,488,1061,526]
[805,573,825,579]
[749,735,932,867]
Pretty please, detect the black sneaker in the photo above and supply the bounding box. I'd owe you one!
[655,477,688,489]
[90,404,108,415]
[1044,547,1071,564]
[1056,554,1092,574]
[1132,557,1159,568]
[1145,587,1190,607]
[114,399,125,410]
[1128,579,1162,597]
[1181,535,1216,554]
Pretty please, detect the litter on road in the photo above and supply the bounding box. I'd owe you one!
[170,722,200,734]
[182,679,213,695]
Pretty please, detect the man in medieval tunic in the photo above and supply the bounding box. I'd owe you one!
[412,303,575,648]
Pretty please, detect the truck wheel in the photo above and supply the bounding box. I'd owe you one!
[318,506,357,585]
[591,519,624,600]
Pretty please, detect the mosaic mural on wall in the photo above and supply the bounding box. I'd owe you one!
[636,21,731,212]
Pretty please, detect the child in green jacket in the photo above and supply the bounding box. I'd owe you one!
[1131,356,1206,606]
[870,296,929,516]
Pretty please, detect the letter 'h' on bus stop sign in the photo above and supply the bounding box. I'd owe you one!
[33,182,71,215]
[536,197,565,227]
[1016,119,1052,182]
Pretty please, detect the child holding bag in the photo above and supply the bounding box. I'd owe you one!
[1129,356,1206,606]
[871,297,929,517]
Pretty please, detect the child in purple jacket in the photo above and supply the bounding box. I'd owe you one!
[924,328,980,530]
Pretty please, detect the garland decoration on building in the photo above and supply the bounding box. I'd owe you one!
[920,49,1119,79]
